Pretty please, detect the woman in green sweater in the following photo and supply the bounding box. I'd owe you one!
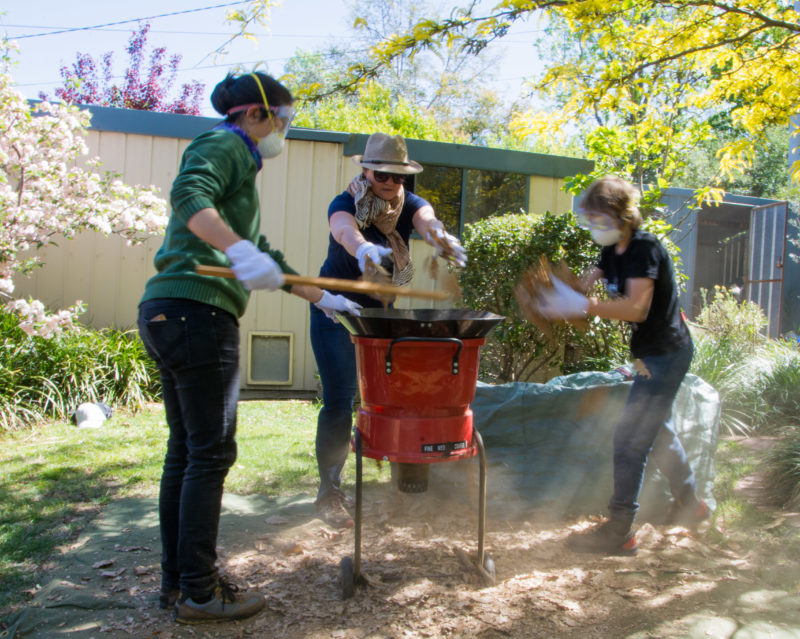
[137,72,359,625]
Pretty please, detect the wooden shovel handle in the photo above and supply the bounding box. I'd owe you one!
[194,264,450,301]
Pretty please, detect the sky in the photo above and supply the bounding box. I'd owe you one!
[1,0,545,117]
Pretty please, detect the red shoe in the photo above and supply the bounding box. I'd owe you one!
[566,520,638,556]
[668,498,710,529]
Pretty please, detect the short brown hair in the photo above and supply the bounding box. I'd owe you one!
[579,176,643,230]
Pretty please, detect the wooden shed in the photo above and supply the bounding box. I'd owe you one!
[15,105,592,396]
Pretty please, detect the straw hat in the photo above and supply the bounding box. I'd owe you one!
[351,133,423,174]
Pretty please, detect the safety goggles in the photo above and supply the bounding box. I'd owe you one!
[372,171,406,184]
[226,103,295,132]
[577,210,619,231]
[267,104,296,131]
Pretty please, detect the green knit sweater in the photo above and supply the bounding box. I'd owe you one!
[140,127,298,318]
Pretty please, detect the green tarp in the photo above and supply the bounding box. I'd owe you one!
[434,371,720,522]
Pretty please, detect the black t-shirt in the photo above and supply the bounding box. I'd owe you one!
[597,229,691,358]
[318,189,429,308]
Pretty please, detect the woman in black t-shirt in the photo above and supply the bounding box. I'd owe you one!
[533,176,708,556]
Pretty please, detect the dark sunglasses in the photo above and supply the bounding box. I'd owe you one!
[373,171,406,184]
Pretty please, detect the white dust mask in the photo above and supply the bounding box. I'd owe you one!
[578,211,623,246]
[590,227,624,246]
[257,131,285,159]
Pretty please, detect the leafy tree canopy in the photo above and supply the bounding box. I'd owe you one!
[281,0,534,148]
[292,80,454,140]
[245,0,800,198]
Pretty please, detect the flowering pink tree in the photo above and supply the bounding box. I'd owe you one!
[43,23,204,115]
[1,59,168,336]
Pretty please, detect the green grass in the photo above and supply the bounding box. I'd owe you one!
[0,399,387,618]
[707,439,779,544]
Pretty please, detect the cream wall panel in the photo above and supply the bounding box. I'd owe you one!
[243,141,291,384]
[339,161,360,192]
[300,142,347,389]
[554,180,573,213]
[529,175,571,214]
[274,140,312,389]
[117,135,154,327]
[84,130,101,167]
[240,139,349,391]
[143,136,182,313]
[240,139,323,391]
[82,133,124,329]
[65,233,100,324]
[20,241,63,312]
[282,141,317,391]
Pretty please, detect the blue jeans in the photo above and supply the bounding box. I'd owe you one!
[137,298,240,600]
[609,340,698,525]
[309,306,358,501]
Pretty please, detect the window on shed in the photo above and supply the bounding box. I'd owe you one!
[414,165,528,235]
[414,165,462,235]
[464,169,528,225]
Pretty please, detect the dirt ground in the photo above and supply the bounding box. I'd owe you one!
[7,437,800,639]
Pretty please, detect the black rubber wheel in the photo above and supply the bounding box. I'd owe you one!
[482,555,496,583]
[340,556,355,599]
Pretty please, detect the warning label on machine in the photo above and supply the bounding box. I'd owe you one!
[421,441,468,454]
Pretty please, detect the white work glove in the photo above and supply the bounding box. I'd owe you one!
[314,291,363,321]
[224,239,285,291]
[355,242,393,274]
[427,226,467,268]
[535,275,589,320]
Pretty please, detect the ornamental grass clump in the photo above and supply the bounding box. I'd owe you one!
[765,434,800,509]
[688,286,800,436]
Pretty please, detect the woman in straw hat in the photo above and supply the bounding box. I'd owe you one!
[309,132,466,528]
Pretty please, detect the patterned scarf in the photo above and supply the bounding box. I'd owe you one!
[346,174,413,286]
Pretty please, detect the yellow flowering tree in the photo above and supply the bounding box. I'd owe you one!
[240,0,800,202]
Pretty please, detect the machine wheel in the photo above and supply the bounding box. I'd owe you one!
[340,556,355,599]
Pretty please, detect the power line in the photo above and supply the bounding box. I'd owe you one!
[2,23,333,39]
[13,46,372,89]
[9,2,248,40]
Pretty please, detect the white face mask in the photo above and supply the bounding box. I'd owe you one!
[257,131,285,159]
[590,227,624,246]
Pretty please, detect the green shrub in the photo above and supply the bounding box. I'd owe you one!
[691,288,800,435]
[694,285,768,362]
[458,211,629,382]
[0,308,160,431]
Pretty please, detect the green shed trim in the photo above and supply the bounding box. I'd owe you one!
[76,102,352,143]
[343,133,592,178]
[35,101,592,178]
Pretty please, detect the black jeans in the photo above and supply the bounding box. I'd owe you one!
[137,298,239,600]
